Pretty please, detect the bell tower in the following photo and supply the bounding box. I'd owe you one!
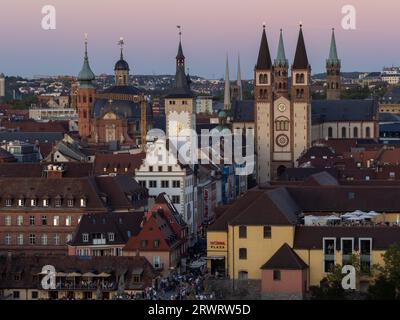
[291,24,311,168]
[274,29,289,99]
[77,34,96,139]
[326,28,341,100]
[254,25,273,184]
[114,37,130,86]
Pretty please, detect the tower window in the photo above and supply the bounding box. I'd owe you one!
[353,127,358,138]
[328,127,333,138]
[341,127,347,138]
[259,74,268,84]
[366,127,371,138]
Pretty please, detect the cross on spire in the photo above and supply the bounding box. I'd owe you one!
[118,37,125,60]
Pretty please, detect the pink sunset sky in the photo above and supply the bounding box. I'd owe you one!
[0,0,399,78]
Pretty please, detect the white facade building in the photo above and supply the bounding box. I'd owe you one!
[381,67,400,85]
[135,155,198,245]
[196,96,213,114]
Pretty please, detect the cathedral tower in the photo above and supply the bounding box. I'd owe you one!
[274,29,289,99]
[254,25,273,184]
[290,24,311,170]
[255,24,311,183]
[326,28,341,100]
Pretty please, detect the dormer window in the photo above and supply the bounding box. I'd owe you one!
[108,233,115,242]
[30,199,37,207]
[5,199,12,207]
[67,199,74,207]
[55,198,61,207]
[18,199,24,207]
[43,199,49,207]
[82,233,89,242]
[80,198,86,208]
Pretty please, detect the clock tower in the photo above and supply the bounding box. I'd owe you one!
[165,29,195,152]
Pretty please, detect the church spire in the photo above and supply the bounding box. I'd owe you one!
[237,54,243,101]
[78,33,95,87]
[224,55,231,110]
[293,24,309,69]
[327,28,340,65]
[256,24,272,70]
[176,26,185,67]
[118,37,125,60]
[275,29,288,67]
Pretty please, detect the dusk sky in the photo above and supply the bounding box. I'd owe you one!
[1,0,399,79]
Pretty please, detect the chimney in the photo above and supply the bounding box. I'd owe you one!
[44,164,65,179]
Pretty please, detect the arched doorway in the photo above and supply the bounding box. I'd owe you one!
[277,165,286,178]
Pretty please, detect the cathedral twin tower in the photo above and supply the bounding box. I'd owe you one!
[255,25,341,183]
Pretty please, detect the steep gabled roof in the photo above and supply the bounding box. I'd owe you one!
[261,243,308,270]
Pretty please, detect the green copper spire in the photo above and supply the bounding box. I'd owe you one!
[274,29,288,67]
[78,33,95,88]
[327,28,340,66]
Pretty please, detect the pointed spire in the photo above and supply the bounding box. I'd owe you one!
[78,33,95,85]
[275,29,288,67]
[176,26,185,60]
[256,24,272,70]
[237,54,243,101]
[293,23,309,69]
[224,55,231,110]
[165,27,193,98]
[327,28,340,66]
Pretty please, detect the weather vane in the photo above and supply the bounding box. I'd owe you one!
[177,25,182,41]
[118,37,125,59]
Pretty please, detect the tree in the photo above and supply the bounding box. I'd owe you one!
[309,254,360,300]
[368,242,400,299]
[367,276,396,300]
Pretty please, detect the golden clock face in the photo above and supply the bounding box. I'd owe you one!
[278,103,286,112]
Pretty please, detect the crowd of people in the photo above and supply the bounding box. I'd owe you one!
[115,266,220,300]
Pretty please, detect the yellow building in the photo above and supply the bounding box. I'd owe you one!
[207,186,400,299]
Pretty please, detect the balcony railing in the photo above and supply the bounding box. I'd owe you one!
[43,281,117,291]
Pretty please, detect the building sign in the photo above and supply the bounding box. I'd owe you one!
[204,189,209,222]
[210,241,226,250]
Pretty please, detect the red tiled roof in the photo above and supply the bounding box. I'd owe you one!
[260,243,308,270]
[94,152,145,174]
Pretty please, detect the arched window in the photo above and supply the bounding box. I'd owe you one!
[275,117,290,131]
[259,74,263,84]
[296,74,300,83]
[328,127,333,138]
[353,127,358,138]
[278,83,282,89]
[341,127,347,138]
[366,127,371,138]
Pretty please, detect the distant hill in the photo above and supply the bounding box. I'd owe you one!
[312,72,372,80]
